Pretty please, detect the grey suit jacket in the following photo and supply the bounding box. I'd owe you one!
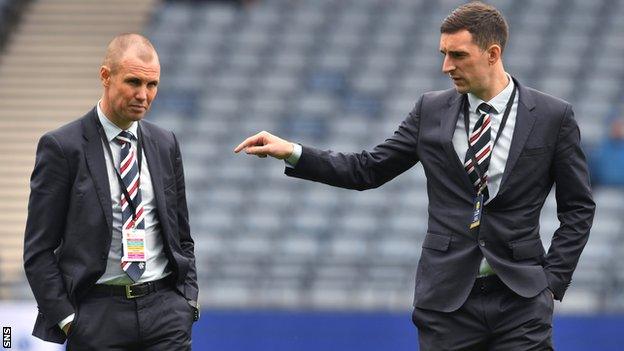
[23,108,198,343]
[285,78,595,312]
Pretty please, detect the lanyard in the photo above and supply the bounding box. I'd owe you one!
[462,84,517,185]
[96,119,143,221]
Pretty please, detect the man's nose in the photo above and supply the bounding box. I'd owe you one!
[442,56,455,74]
[135,87,147,101]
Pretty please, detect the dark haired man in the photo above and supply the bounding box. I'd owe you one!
[235,2,594,350]
[24,33,199,350]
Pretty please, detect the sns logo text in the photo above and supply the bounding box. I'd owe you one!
[2,327,10,348]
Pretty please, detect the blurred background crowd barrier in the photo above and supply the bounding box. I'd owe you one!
[0,0,623,350]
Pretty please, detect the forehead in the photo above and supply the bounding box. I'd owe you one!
[117,55,160,80]
[439,29,478,51]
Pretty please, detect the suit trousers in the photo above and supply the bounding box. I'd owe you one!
[66,283,193,351]
[412,276,554,351]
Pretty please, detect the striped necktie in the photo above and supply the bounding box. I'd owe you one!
[116,130,146,282]
[463,103,494,202]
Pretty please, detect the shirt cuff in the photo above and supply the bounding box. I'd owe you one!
[285,143,302,168]
[58,313,75,330]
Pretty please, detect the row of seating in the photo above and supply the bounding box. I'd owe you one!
[142,0,624,312]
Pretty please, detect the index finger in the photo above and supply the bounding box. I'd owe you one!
[234,134,261,153]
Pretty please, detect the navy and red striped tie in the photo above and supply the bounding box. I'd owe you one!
[463,103,494,202]
[116,130,146,282]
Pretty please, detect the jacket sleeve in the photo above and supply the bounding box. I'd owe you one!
[172,133,199,302]
[544,104,596,301]
[285,97,423,190]
[23,133,75,328]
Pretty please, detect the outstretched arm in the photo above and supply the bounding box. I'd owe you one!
[234,97,423,191]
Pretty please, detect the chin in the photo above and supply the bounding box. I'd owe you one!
[454,85,469,94]
[128,112,147,121]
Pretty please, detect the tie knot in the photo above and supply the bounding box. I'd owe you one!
[478,103,495,114]
[115,131,135,145]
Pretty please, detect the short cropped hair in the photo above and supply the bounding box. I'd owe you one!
[440,1,509,53]
[102,33,157,74]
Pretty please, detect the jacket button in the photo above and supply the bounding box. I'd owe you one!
[479,239,486,247]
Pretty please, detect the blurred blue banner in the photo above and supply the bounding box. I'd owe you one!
[193,310,624,351]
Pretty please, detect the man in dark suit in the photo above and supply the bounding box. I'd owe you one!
[235,2,594,350]
[23,33,199,350]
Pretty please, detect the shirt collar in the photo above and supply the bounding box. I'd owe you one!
[96,100,138,142]
[467,73,515,115]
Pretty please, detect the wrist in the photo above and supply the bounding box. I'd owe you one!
[188,300,200,321]
[62,322,71,335]
[285,143,302,166]
[58,313,75,333]
[287,142,294,158]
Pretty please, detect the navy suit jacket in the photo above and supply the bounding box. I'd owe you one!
[23,108,198,343]
[285,78,595,312]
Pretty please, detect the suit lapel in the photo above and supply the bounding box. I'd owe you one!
[83,109,113,233]
[440,93,475,192]
[496,81,537,197]
[140,123,172,238]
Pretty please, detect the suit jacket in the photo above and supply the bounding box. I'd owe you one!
[23,108,198,343]
[285,78,595,312]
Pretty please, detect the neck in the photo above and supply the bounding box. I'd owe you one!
[475,69,509,101]
[99,97,133,130]
[109,118,133,131]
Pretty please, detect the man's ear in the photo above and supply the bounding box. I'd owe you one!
[100,66,111,87]
[487,44,502,65]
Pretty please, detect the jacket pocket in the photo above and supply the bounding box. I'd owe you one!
[422,233,451,252]
[510,238,545,260]
[520,145,552,157]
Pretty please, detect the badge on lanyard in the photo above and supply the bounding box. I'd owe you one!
[122,225,147,262]
[470,193,484,229]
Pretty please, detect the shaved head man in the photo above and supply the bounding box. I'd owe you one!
[24,33,199,350]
